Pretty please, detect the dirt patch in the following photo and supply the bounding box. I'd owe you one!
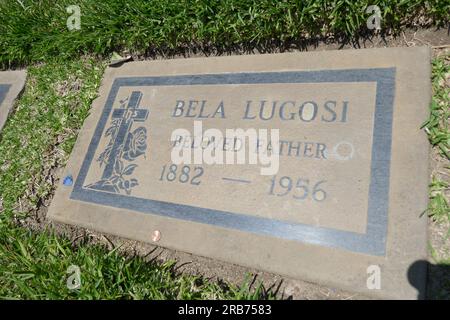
[16,27,450,300]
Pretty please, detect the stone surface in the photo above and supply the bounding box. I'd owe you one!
[0,70,27,132]
[48,47,431,299]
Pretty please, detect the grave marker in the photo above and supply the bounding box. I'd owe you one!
[48,47,432,299]
[0,70,27,132]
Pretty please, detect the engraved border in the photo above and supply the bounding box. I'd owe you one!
[0,84,11,108]
[71,69,396,256]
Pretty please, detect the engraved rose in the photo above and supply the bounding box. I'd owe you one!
[123,127,147,161]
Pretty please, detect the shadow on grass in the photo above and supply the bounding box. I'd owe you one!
[138,32,391,60]
[128,26,449,63]
[408,260,450,299]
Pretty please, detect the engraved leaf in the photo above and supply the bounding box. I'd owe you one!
[97,145,112,166]
[105,125,117,137]
[123,164,138,176]
[114,159,124,175]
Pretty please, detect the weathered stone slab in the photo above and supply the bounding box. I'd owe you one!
[0,70,27,132]
[48,47,431,299]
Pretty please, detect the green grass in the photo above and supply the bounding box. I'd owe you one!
[0,227,269,299]
[423,55,450,224]
[0,58,271,299]
[0,58,102,215]
[1,0,449,68]
[423,56,450,160]
[424,54,449,300]
[426,178,450,224]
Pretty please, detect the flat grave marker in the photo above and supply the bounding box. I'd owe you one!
[0,70,27,132]
[48,47,431,299]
